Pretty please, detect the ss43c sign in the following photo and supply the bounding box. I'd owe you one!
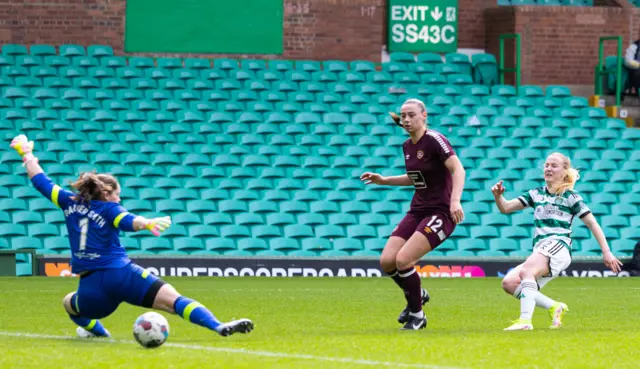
[388,0,458,53]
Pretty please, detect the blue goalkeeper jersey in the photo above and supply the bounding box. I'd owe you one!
[32,173,136,273]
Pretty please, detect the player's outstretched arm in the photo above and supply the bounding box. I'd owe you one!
[360,172,412,186]
[10,134,44,179]
[491,180,525,214]
[108,205,172,237]
[10,134,75,209]
[581,213,623,273]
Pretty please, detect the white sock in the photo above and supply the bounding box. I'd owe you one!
[534,292,556,310]
[409,310,424,319]
[519,279,538,321]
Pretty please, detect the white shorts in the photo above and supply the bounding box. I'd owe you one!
[533,238,572,288]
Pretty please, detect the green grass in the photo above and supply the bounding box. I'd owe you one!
[0,277,638,369]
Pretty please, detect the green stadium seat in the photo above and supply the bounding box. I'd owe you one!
[458,239,487,252]
[260,211,294,226]
[152,58,181,70]
[470,53,497,86]
[118,238,140,252]
[29,44,56,56]
[43,236,69,252]
[563,96,588,108]
[308,201,338,214]
[611,239,635,256]
[11,57,37,70]
[612,203,637,216]
[251,224,281,239]
[139,237,172,252]
[277,222,314,239]
[42,55,66,68]
[580,240,600,256]
[12,209,42,224]
[28,223,58,238]
[315,225,344,239]
[546,85,571,97]
[172,237,204,252]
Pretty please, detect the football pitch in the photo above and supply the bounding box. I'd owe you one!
[0,277,638,369]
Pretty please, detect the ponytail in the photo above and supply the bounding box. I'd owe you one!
[70,171,119,204]
[549,153,580,195]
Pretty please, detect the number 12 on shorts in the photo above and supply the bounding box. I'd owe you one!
[425,215,442,232]
[424,215,447,241]
[79,217,88,251]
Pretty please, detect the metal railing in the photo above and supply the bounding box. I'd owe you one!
[499,33,521,91]
[594,36,623,108]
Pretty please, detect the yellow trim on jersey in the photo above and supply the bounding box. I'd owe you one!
[182,302,203,321]
[141,270,149,279]
[51,185,61,208]
[113,212,130,228]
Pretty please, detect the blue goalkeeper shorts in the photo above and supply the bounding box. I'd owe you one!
[71,262,166,320]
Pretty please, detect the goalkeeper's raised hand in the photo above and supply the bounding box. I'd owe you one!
[10,134,43,178]
[10,134,35,161]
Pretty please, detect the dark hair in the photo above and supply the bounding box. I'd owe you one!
[70,171,119,204]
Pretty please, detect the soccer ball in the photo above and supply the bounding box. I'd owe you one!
[133,312,170,349]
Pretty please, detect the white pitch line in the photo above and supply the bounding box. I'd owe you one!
[0,331,467,369]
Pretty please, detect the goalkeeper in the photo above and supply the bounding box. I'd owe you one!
[10,134,253,339]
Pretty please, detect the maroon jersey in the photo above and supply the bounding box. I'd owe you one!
[402,130,455,214]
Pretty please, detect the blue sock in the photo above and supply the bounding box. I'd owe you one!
[68,314,110,337]
[174,296,222,331]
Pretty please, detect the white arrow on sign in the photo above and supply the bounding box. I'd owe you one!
[431,6,443,21]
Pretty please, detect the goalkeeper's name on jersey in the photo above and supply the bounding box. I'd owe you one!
[64,203,107,228]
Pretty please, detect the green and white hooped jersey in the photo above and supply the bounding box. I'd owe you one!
[518,187,592,251]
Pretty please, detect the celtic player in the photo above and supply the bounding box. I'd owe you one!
[491,152,623,331]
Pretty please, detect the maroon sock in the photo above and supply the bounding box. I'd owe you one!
[398,267,422,313]
[387,269,404,290]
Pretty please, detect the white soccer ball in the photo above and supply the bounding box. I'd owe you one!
[133,312,170,349]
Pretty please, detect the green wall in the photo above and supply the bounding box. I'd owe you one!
[125,0,283,54]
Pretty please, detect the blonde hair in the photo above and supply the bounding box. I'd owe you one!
[548,152,580,195]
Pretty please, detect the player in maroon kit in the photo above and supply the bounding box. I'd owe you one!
[360,99,466,330]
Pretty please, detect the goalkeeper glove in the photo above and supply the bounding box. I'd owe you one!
[145,216,172,236]
[10,134,37,164]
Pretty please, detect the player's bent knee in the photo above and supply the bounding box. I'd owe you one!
[63,292,76,315]
[379,237,405,272]
[501,278,517,295]
[152,284,181,313]
[395,251,418,271]
[380,256,397,273]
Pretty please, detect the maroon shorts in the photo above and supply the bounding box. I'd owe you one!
[390,212,456,250]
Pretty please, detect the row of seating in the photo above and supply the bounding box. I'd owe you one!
[4,232,637,258]
[0,80,574,98]
[0,43,491,71]
[0,110,621,130]
[3,63,475,78]
[0,95,598,113]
